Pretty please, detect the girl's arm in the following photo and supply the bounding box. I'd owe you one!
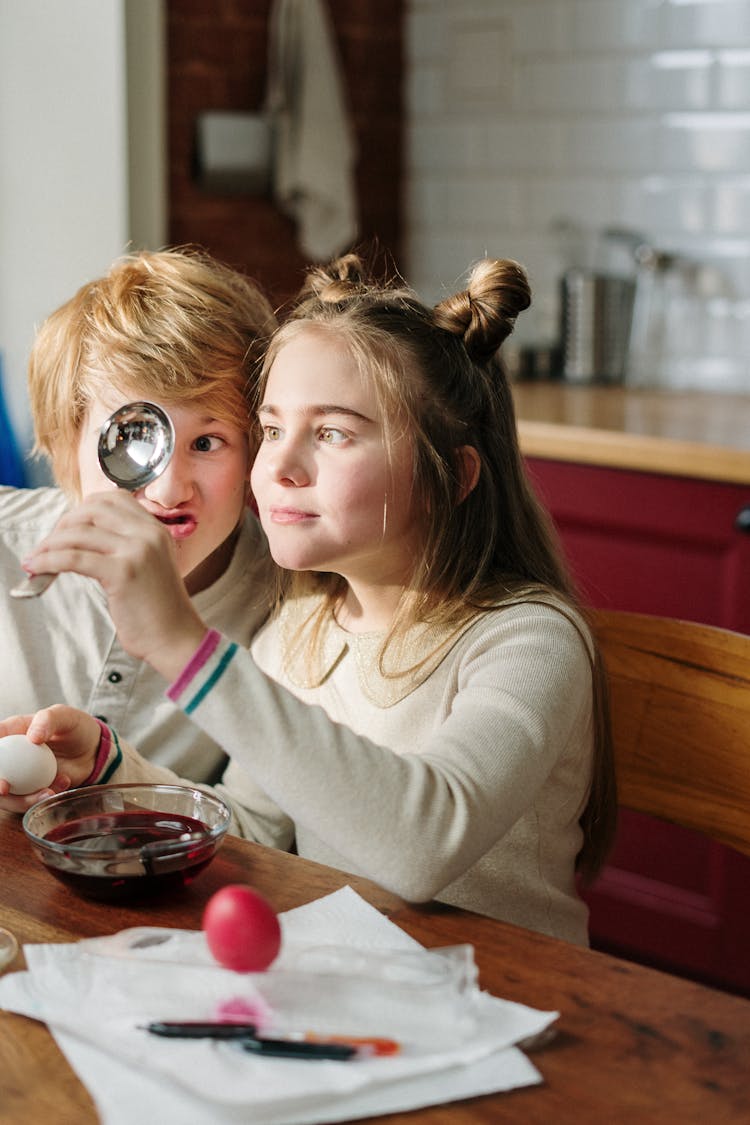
[166,608,593,901]
[83,729,296,851]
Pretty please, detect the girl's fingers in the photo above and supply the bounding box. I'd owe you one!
[0,714,70,810]
[0,786,61,814]
[0,715,34,739]
[24,508,170,586]
[26,705,98,753]
[28,491,169,564]
[19,707,100,786]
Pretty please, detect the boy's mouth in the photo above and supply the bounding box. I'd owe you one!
[157,514,197,539]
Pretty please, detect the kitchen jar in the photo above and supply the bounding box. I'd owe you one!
[559,269,635,384]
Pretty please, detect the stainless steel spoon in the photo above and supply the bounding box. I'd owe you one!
[10,401,175,599]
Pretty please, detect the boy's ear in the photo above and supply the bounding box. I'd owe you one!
[456,445,481,502]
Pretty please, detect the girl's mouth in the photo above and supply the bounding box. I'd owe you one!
[269,508,318,525]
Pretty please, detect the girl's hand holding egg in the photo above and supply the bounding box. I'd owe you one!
[0,705,101,812]
[0,734,57,795]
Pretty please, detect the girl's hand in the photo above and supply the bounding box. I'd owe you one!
[21,491,207,680]
[0,706,100,812]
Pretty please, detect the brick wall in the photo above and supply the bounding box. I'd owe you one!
[167,0,404,307]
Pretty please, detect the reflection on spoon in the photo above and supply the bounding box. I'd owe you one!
[97,401,175,488]
[9,401,175,600]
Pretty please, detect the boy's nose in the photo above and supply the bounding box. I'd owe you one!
[140,453,195,507]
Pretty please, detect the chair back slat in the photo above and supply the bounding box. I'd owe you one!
[591,610,750,857]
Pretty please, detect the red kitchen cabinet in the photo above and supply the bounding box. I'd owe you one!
[525,456,750,997]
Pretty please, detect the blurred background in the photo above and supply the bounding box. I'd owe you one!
[3,0,750,474]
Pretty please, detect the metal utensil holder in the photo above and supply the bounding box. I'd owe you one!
[560,268,636,384]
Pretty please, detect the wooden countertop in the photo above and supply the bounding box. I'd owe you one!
[511,383,750,485]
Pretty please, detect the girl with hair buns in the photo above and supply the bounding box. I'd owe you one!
[13,254,616,945]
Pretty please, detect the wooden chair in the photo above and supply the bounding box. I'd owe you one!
[590,609,750,858]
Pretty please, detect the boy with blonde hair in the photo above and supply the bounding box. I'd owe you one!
[0,248,277,815]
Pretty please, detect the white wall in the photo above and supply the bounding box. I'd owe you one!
[0,0,165,475]
[405,0,750,392]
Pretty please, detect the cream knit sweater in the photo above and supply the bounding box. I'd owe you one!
[152,595,596,945]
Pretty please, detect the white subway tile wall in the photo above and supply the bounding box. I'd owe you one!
[405,0,750,390]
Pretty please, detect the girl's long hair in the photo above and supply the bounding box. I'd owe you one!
[259,253,617,879]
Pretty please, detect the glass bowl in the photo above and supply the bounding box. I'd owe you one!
[23,783,231,902]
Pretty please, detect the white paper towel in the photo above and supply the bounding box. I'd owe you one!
[0,886,556,1123]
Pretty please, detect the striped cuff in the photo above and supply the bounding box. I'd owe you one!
[81,720,124,786]
[167,628,238,715]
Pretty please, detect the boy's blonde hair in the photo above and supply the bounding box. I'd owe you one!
[30,247,277,495]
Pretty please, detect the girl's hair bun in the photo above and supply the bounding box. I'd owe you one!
[299,253,369,303]
[434,259,531,361]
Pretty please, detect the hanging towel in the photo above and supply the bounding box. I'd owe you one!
[266,0,358,261]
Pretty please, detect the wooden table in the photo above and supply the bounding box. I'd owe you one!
[1,810,748,1124]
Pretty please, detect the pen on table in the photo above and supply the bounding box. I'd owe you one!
[143,1021,259,1039]
[140,1021,400,1059]
[241,1037,358,1061]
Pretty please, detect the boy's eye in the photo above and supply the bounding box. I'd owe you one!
[193,435,223,453]
[262,425,282,442]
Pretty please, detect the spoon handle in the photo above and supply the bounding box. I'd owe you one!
[9,572,57,599]
[0,927,19,971]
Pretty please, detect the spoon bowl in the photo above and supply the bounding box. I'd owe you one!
[10,401,175,599]
[98,401,175,489]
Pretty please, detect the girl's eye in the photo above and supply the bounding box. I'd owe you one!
[262,424,282,442]
[319,427,347,445]
[193,435,224,453]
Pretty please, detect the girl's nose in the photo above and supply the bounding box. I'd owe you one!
[140,452,195,507]
[266,438,311,487]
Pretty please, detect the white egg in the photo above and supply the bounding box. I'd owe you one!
[0,735,57,795]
